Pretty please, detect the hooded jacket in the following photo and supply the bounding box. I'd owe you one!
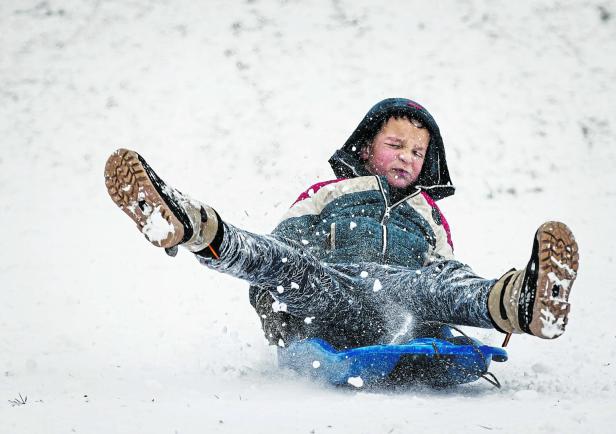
[273,98,455,267]
[329,97,455,201]
[251,98,456,345]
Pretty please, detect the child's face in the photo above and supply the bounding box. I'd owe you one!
[360,117,430,189]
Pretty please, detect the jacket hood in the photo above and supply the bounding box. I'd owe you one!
[328,98,455,201]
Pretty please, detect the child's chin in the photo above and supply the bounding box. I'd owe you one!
[387,177,413,189]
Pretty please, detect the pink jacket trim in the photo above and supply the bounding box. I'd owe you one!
[421,191,453,250]
[292,178,347,206]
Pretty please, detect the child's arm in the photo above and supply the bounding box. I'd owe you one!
[413,192,455,261]
[271,178,348,246]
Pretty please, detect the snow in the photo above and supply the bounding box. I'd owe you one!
[551,256,577,276]
[540,308,566,339]
[142,205,175,243]
[372,279,383,292]
[547,271,571,291]
[389,314,414,344]
[271,300,287,313]
[2,0,616,433]
[347,376,364,388]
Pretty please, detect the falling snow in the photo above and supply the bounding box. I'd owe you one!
[1,2,611,433]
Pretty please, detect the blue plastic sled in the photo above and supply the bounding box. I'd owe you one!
[278,326,508,388]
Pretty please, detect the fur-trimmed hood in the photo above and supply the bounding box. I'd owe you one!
[328,98,455,201]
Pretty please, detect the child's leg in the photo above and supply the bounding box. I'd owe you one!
[193,224,495,345]
[217,223,579,342]
[104,149,384,337]
[377,221,579,341]
[195,222,378,324]
[373,260,497,329]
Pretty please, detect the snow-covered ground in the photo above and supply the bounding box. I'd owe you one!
[2,0,615,432]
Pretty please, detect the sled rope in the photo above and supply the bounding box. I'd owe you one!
[447,324,502,389]
[481,372,501,388]
[424,321,503,389]
[502,332,512,348]
[207,244,219,259]
[165,244,219,259]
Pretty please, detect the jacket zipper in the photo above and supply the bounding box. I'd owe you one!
[375,176,422,256]
[330,222,336,249]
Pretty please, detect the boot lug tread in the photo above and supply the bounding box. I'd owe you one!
[104,148,185,248]
[528,221,579,339]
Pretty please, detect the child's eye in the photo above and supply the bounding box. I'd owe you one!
[387,143,401,149]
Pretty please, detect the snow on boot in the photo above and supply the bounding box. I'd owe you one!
[104,148,220,254]
[488,221,579,340]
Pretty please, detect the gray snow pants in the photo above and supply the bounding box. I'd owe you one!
[196,223,497,347]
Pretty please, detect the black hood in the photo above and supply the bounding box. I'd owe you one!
[328,98,455,201]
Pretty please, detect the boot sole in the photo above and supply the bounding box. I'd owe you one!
[104,149,185,248]
[522,221,579,338]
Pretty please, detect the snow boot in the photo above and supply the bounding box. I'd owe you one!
[488,221,579,341]
[104,148,221,256]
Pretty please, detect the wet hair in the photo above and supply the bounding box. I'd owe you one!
[360,112,427,153]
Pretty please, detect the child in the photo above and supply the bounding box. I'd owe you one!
[104,98,579,350]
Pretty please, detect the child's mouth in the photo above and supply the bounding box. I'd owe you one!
[391,168,411,179]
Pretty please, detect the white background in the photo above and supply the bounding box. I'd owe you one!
[1,0,615,432]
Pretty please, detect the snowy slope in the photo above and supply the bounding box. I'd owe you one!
[1,0,615,432]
